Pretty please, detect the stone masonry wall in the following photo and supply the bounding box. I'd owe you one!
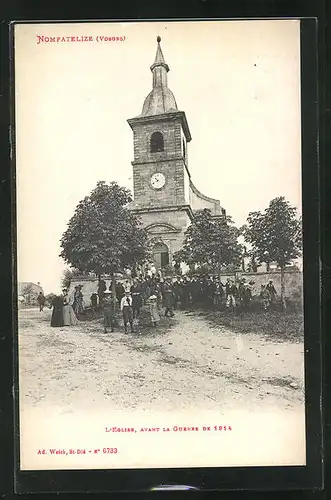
[218,270,303,301]
[138,209,191,259]
[69,277,110,308]
[132,159,186,209]
[189,181,221,216]
[131,118,187,208]
[132,119,182,162]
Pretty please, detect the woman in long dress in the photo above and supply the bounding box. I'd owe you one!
[68,291,79,325]
[63,289,79,326]
[62,289,70,326]
[50,295,64,327]
[73,285,84,316]
[147,294,160,327]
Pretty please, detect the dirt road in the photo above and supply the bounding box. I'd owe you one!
[18,307,304,414]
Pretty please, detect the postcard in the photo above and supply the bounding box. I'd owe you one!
[14,19,306,471]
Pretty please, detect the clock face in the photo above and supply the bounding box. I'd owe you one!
[151,172,166,190]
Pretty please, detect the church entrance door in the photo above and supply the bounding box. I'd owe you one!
[152,242,169,269]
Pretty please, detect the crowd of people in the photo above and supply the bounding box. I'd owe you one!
[95,275,278,334]
[40,274,278,332]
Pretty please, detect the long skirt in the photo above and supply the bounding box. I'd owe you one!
[51,307,64,327]
[149,303,160,323]
[63,305,79,325]
[69,305,79,325]
[63,305,71,326]
[73,299,84,315]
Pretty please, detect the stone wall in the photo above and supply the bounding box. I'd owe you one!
[132,119,182,162]
[130,117,189,209]
[69,276,132,308]
[218,270,303,301]
[189,180,222,216]
[139,208,190,233]
[132,158,187,209]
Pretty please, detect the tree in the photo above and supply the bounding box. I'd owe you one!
[242,196,302,308]
[60,181,151,303]
[247,252,259,273]
[61,268,85,290]
[21,284,34,305]
[174,209,242,276]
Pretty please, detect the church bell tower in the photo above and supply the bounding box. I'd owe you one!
[127,36,194,269]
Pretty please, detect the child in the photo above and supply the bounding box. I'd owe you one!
[120,291,134,333]
[103,291,116,333]
[147,294,160,327]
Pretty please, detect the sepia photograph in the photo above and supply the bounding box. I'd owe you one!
[15,19,305,471]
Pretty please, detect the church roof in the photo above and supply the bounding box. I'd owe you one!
[140,36,178,117]
[141,88,178,117]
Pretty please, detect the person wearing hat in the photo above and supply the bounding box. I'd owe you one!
[62,288,79,326]
[172,278,181,310]
[50,293,64,327]
[238,278,246,301]
[213,278,223,310]
[225,279,237,309]
[180,276,190,310]
[97,277,107,308]
[260,284,271,311]
[266,280,277,306]
[73,285,84,316]
[37,291,46,312]
[90,292,98,317]
[103,291,116,333]
[241,281,252,310]
[72,286,79,315]
[120,290,134,333]
[163,277,175,317]
[115,281,125,307]
[62,288,71,326]
[130,279,143,320]
[147,293,160,327]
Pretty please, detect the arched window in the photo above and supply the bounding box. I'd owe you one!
[150,132,164,153]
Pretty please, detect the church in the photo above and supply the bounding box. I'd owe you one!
[127,36,226,270]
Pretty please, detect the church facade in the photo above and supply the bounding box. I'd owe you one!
[127,36,225,270]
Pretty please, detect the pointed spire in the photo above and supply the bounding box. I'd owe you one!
[139,36,178,116]
[150,36,169,87]
[152,36,168,69]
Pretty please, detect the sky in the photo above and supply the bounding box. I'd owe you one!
[14,20,302,294]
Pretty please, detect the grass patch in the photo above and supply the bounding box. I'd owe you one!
[205,307,304,342]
